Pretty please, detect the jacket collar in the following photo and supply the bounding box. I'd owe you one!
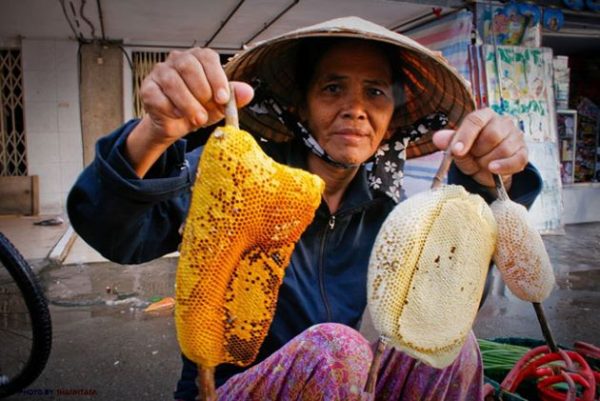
[285,139,381,215]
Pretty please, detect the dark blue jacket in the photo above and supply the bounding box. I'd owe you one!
[67,119,542,399]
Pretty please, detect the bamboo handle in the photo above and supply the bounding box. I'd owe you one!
[364,336,387,393]
[196,366,217,401]
[431,133,460,190]
[224,83,239,129]
[533,302,559,353]
[493,173,510,201]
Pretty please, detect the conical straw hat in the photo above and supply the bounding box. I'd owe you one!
[225,16,475,158]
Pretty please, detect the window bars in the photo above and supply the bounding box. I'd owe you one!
[132,51,168,118]
[0,49,26,177]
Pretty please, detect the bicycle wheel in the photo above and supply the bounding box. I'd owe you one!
[0,232,52,398]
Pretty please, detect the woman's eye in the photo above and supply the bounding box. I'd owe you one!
[323,83,341,93]
[368,88,385,97]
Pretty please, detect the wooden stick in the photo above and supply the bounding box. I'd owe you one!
[197,366,217,401]
[195,83,240,401]
[431,131,461,190]
[431,149,453,190]
[224,83,239,129]
[533,302,559,353]
[493,173,510,201]
[364,336,387,393]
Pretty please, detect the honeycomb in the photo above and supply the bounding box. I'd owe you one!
[491,199,555,303]
[176,125,324,368]
[367,185,497,368]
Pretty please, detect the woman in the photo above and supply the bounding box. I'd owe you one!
[68,17,541,400]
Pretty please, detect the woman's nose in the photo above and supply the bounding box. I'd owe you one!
[341,92,367,120]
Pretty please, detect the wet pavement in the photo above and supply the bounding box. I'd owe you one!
[1,222,599,400]
[473,222,600,346]
[4,258,182,401]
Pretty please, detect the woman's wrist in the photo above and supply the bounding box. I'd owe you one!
[124,116,177,178]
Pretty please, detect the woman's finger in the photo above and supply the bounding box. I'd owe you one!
[141,78,184,120]
[152,63,208,126]
[431,129,456,150]
[453,155,482,177]
[191,48,230,105]
[171,51,214,106]
[485,146,528,175]
[452,108,497,156]
[476,129,527,174]
[231,81,255,108]
[468,114,515,158]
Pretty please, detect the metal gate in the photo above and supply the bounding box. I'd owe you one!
[132,50,168,118]
[0,49,26,177]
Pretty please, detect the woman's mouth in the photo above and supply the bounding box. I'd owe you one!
[332,128,367,140]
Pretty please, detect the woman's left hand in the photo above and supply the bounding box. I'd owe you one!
[432,108,528,190]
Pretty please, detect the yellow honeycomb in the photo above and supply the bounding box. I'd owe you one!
[367,185,497,368]
[176,125,324,369]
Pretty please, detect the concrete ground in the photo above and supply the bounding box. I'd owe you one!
[1,217,599,400]
[0,215,70,267]
[473,222,599,346]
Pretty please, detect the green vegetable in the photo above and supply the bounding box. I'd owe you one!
[478,339,531,378]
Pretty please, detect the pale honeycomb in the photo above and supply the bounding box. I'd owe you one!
[367,185,497,368]
[176,125,324,368]
[491,199,555,303]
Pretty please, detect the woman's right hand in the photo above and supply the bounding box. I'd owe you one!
[125,48,254,177]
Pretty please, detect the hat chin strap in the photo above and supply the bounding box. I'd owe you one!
[295,122,360,170]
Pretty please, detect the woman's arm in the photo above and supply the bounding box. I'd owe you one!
[68,47,255,263]
[67,120,200,264]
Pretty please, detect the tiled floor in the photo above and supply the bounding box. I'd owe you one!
[0,214,68,261]
[0,214,178,267]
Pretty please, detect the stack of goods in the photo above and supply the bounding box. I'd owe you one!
[553,56,570,110]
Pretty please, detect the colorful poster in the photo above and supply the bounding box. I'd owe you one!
[482,45,563,233]
[483,45,557,143]
[475,3,542,47]
[402,17,563,234]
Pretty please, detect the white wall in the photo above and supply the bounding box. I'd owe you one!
[22,39,83,215]
[562,184,600,224]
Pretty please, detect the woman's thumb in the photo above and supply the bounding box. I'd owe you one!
[432,129,456,151]
[231,81,254,108]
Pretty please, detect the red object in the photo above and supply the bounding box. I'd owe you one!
[575,341,600,360]
[432,7,442,18]
[499,345,597,401]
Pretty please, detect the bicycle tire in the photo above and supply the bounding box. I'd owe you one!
[0,232,52,398]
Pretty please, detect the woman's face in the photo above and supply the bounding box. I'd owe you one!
[303,41,395,166]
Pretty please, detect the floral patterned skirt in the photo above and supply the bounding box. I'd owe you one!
[215,323,483,401]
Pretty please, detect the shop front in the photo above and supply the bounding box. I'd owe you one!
[404,1,600,230]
